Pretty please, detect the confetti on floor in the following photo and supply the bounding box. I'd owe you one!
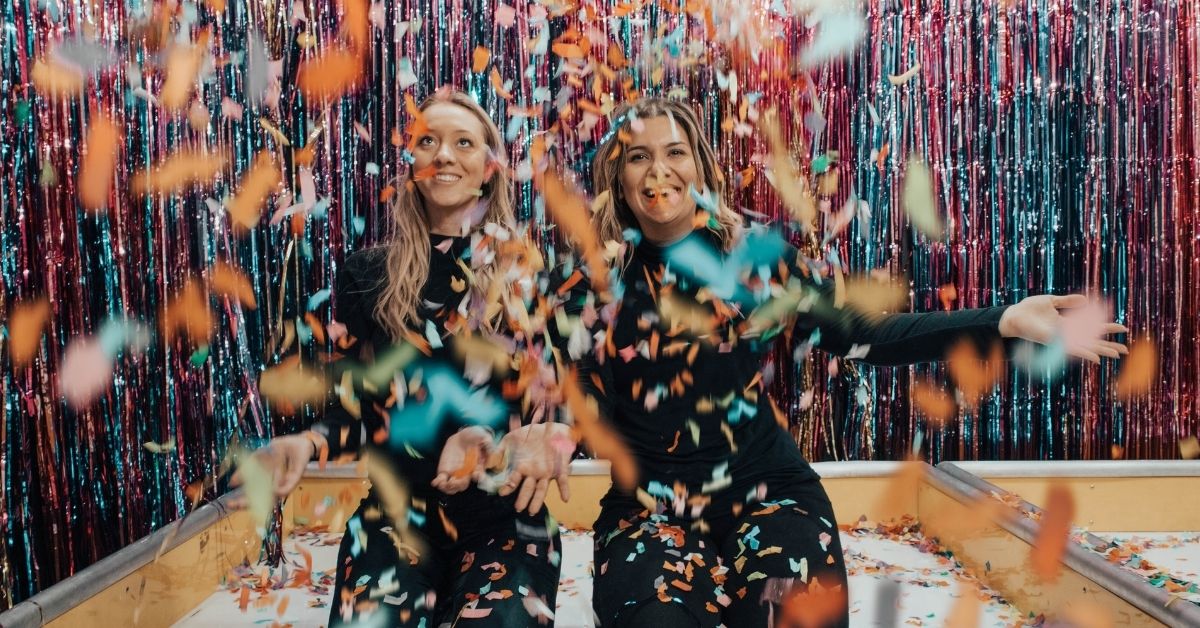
[177,520,1035,627]
[841,517,1034,627]
[1081,532,1200,605]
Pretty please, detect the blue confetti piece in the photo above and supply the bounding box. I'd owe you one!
[306,288,331,312]
[295,316,312,344]
[407,509,426,527]
[388,364,508,449]
[353,216,366,235]
[425,319,443,349]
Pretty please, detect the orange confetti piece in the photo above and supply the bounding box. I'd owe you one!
[161,34,210,112]
[438,505,459,542]
[297,48,364,101]
[778,577,847,628]
[228,151,280,233]
[451,447,479,480]
[239,585,250,612]
[489,67,512,100]
[131,151,227,196]
[1030,482,1075,582]
[552,43,585,59]
[944,584,981,628]
[412,164,438,181]
[1115,337,1156,399]
[161,279,213,346]
[562,368,636,490]
[540,173,609,294]
[472,46,491,73]
[30,58,85,100]
[204,0,226,11]
[946,339,1004,409]
[341,0,370,53]
[209,262,257,309]
[259,355,328,410]
[79,115,122,212]
[877,459,925,518]
[911,379,956,426]
[1179,436,1200,460]
[275,594,290,617]
[938,282,957,310]
[9,298,51,368]
[875,143,890,171]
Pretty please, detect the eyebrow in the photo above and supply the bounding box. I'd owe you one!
[627,141,688,152]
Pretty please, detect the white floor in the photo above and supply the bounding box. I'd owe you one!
[175,524,1031,627]
[1085,532,1200,605]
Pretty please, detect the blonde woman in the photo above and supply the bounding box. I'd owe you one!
[238,88,570,627]
[575,97,1128,627]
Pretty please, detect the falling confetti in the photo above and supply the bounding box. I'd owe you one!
[78,115,122,212]
[901,157,943,239]
[1030,482,1075,582]
[9,298,51,368]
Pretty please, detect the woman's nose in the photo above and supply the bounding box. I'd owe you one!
[434,142,456,165]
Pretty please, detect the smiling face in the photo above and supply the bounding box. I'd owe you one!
[618,115,703,245]
[411,102,494,222]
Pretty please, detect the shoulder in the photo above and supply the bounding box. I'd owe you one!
[336,247,389,335]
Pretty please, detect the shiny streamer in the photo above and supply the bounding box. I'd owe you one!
[1,0,1196,609]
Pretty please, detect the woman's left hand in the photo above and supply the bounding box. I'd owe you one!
[998,294,1129,364]
[495,423,576,515]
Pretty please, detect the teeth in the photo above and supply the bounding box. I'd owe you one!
[435,174,461,182]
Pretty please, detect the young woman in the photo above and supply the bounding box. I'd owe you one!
[572,97,1129,627]
[236,89,571,627]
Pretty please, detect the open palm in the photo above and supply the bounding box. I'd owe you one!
[997,294,1128,364]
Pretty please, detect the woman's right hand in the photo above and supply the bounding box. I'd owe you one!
[228,432,322,508]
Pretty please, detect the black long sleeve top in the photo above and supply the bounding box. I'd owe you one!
[556,229,1012,519]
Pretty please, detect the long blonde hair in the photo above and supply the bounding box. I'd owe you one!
[375,89,515,340]
[590,97,743,253]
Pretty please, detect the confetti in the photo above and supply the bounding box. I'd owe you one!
[209,262,258,309]
[901,157,943,239]
[30,58,85,100]
[911,379,956,426]
[562,368,636,491]
[59,337,115,410]
[799,11,866,67]
[143,439,176,454]
[760,108,816,232]
[1115,337,1156,399]
[161,33,210,112]
[9,298,51,368]
[472,46,491,73]
[161,279,213,346]
[1030,482,1075,582]
[131,152,227,196]
[540,172,609,293]
[78,115,122,212]
[297,48,364,101]
[258,355,328,410]
[228,151,281,233]
[888,63,922,85]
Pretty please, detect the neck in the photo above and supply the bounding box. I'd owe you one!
[426,204,476,237]
[641,226,692,247]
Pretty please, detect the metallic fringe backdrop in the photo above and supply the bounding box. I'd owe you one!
[2,0,1197,607]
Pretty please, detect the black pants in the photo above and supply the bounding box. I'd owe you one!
[329,489,561,627]
[592,479,849,628]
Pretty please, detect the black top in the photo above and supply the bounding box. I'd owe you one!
[554,229,1012,525]
[311,234,522,500]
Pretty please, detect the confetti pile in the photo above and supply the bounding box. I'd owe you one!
[1077,532,1200,606]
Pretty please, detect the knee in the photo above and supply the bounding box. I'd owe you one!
[613,599,704,628]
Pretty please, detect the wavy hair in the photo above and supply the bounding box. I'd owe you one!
[375,89,514,340]
[590,97,742,254]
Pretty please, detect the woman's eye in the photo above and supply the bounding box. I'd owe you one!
[629,153,647,162]
[458,138,473,147]
[418,136,435,146]
[670,148,686,157]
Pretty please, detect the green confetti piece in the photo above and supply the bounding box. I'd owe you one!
[189,344,210,367]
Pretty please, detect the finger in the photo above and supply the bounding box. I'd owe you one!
[1097,340,1129,355]
[229,470,242,487]
[1103,323,1130,335]
[431,473,449,491]
[1069,348,1102,364]
[1091,344,1121,359]
[277,459,304,497]
[515,476,537,513]
[529,478,550,515]
[1051,294,1088,309]
[498,470,523,497]
[556,471,571,503]
[443,476,468,494]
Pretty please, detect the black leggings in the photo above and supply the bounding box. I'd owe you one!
[329,491,561,627]
[592,480,849,628]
